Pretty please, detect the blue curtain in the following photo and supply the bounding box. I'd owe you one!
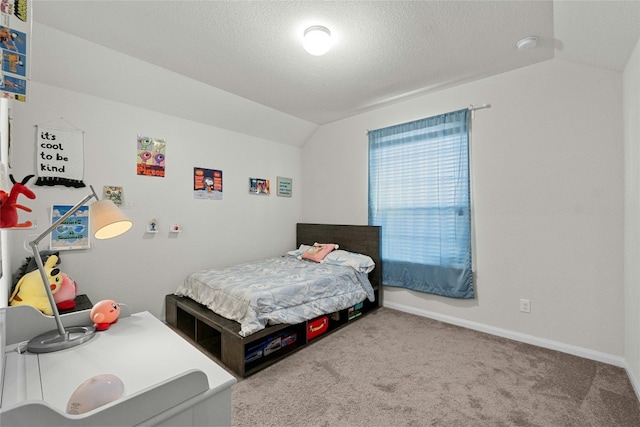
[368,109,473,298]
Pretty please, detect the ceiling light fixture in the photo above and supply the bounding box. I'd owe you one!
[516,36,538,51]
[303,25,332,56]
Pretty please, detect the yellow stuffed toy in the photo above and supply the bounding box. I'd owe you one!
[9,255,62,315]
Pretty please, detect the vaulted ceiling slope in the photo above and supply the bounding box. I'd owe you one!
[30,1,640,147]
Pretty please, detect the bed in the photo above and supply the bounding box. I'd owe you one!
[165,223,381,377]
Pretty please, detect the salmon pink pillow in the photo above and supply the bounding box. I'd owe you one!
[301,243,338,263]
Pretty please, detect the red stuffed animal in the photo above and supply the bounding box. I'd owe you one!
[1,174,35,228]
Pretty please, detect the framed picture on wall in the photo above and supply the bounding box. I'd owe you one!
[249,178,270,195]
[193,167,223,200]
[276,176,292,197]
[50,204,90,250]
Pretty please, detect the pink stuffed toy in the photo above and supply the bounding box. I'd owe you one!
[90,300,121,331]
[53,273,78,310]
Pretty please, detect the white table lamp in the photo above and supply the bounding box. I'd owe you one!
[26,185,132,353]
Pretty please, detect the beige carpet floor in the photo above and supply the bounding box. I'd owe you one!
[231,308,640,427]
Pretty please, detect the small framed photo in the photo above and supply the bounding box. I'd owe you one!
[194,167,223,200]
[50,204,91,250]
[277,176,292,197]
[103,185,123,206]
[249,178,270,195]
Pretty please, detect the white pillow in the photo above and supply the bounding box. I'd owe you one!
[287,244,313,258]
[323,250,375,273]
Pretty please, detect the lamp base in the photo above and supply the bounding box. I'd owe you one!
[27,325,96,353]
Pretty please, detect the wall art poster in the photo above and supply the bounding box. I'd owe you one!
[50,204,90,250]
[249,178,270,195]
[35,125,85,187]
[276,176,292,197]
[0,0,29,102]
[137,135,166,177]
[103,185,123,206]
[194,167,222,200]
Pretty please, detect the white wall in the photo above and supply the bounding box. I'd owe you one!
[302,58,625,360]
[7,82,302,318]
[3,18,632,372]
[624,36,640,392]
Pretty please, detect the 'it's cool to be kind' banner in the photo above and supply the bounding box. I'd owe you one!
[35,125,85,187]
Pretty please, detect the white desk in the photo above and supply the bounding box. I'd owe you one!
[0,307,236,426]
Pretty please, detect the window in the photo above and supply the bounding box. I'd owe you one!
[368,109,473,298]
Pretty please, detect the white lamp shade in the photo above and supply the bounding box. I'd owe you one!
[303,26,332,56]
[91,199,133,239]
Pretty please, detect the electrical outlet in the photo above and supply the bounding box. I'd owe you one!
[519,299,531,313]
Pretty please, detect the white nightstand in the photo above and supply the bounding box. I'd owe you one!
[0,305,236,426]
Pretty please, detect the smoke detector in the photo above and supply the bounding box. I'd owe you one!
[516,36,538,51]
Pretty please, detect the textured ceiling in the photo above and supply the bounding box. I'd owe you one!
[29,0,640,141]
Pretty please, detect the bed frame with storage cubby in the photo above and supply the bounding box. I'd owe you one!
[165,223,381,378]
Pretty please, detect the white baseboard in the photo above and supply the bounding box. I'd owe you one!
[625,361,640,401]
[383,301,626,367]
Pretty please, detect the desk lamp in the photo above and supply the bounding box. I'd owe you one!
[27,185,132,353]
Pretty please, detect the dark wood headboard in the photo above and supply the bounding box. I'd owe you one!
[296,223,381,294]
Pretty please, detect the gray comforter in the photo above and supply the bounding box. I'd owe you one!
[175,256,375,337]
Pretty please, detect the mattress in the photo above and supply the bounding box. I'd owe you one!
[175,256,375,337]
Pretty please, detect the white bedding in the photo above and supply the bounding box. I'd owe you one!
[175,255,375,337]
